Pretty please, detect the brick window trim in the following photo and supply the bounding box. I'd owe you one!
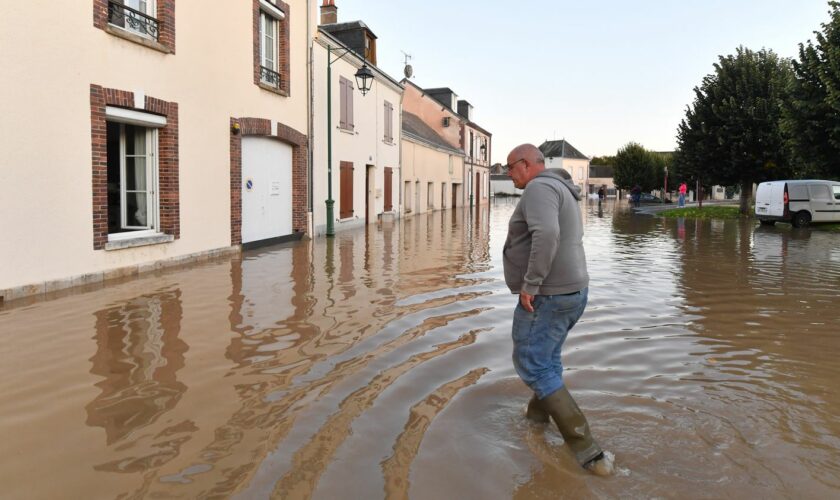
[93,0,176,54]
[253,0,291,96]
[230,117,307,245]
[91,84,180,250]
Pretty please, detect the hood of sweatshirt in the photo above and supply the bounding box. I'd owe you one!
[535,168,583,200]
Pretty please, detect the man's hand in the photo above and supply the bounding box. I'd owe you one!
[519,291,535,312]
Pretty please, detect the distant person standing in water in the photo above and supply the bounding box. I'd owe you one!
[503,144,612,474]
[678,182,687,207]
[631,184,642,207]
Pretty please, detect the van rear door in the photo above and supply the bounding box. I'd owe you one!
[756,181,785,217]
[769,182,786,216]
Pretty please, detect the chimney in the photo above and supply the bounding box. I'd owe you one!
[320,0,337,25]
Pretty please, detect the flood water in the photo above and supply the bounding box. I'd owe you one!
[2,199,840,499]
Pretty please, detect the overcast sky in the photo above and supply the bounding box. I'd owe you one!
[335,0,832,163]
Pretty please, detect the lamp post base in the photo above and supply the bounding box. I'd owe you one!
[326,199,335,237]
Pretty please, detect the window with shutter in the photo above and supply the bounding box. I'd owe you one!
[339,77,348,130]
[347,80,354,130]
[383,101,391,142]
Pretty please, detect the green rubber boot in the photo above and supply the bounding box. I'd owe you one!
[525,393,550,423]
[541,386,603,467]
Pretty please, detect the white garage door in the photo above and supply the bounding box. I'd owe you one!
[242,137,293,244]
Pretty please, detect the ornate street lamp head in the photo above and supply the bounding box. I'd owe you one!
[355,64,374,96]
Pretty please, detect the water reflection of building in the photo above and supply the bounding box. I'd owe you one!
[397,207,491,293]
[86,290,187,446]
[150,207,492,497]
[145,223,409,497]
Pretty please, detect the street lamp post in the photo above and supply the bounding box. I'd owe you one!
[664,165,668,204]
[325,45,374,237]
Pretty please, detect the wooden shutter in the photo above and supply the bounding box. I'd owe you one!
[340,161,354,218]
[339,78,347,129]
[347,80,354,130]
[388,102,394,142]
[384,167,393,211]
[383,102,388,141]
[384,101,392,142]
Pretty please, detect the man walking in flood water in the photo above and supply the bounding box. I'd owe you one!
[503,144,612,474]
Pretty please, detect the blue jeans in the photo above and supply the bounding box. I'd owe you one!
[678,193,685,207]
[511,288,588,399]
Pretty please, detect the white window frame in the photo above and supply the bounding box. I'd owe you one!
[111,125,159,241]
[260,11,279,85]
[259,0,286,20]
[105,107,164,242]
[116,0,158,39]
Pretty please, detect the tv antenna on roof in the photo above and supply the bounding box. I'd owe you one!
[401,51,413,79]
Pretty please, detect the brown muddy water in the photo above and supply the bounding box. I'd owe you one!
[2,199,840,499]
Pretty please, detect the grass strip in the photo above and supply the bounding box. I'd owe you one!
[659,206,744,219]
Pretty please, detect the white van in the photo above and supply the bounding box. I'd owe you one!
[755,180,840,227]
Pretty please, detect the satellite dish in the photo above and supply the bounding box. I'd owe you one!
[401,51,413,79]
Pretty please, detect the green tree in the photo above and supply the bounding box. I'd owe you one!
[590,155,617,166]
[675,46,794,214]
[783,1,840,179]
[613,142,659,191]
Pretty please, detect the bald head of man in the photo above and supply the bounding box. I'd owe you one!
[506,144,546,189]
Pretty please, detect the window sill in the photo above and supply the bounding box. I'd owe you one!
[104,25,172,54]
[338,127,356,135]
[258,82,289,97]
[105,233,174,251]
[382,139,396,146]
[338,217,357,223]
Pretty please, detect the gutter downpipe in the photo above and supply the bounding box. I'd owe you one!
[398,91,404,219]
[306,0,314,237]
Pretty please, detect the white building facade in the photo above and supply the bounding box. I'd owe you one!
[311,27,403,236]
[0,0,313,302]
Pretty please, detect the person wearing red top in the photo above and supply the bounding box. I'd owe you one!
[678,182,688,207]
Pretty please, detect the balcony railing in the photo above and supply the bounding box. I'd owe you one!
[260,66,282,88]
[108,1,160,40]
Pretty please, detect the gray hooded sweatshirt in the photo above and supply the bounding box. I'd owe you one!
[503,168,589,295]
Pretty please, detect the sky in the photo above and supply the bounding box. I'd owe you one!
[335,0,833,164]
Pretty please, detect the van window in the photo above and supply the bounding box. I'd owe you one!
[808,184,831,201]
[834,186,840,201]
[789,184,808,200]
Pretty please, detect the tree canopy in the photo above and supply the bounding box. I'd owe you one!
[674,46,793,213]
[613,142,664,191]
[590,155,617,166]
[783,1,840,179]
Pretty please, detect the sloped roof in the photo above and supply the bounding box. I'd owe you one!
[466,120,492,136]
[402,112,464,155]
[489,163,506,175]
[539,140,588,160]
[315,29,404,90]
[320,21,377,39]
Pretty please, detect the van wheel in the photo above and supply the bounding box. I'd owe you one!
[759,219,775,226]
[792,211,811,228]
